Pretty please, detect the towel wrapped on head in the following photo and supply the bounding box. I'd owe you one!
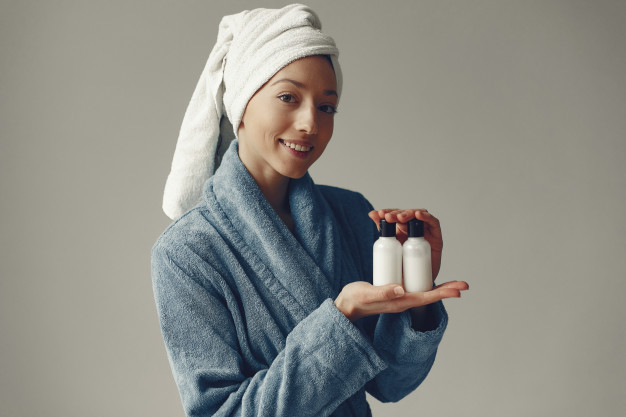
[163,3,343,220]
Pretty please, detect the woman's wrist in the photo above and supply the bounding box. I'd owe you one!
[409,305,438,332]
[334,294,356,322]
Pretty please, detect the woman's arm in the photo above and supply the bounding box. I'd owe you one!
[333,205,468,403]
[151,244,387,417]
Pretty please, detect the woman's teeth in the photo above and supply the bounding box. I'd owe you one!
[280,139,312,152]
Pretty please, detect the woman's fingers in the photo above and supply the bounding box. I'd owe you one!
[394,209,428,223]
[371,209,436,236]
[374,209,435,225]
[417,281,469,305]
[369,209,402,227]
[388,282,468,311]
[368,210,382,228]
[415,210,443,241]
[383,209,410,223]
[371,209,435,224]
[421,286,461,303]
[433,280,469,291]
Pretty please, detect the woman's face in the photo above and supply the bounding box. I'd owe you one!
[238,55,338,183]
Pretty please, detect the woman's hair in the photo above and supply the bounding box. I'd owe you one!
[320,54,335,70]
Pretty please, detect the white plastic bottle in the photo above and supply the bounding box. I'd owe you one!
[373,219,402,286]
[403,219,433,292]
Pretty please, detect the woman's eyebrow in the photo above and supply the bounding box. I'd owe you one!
[270,78,338,97]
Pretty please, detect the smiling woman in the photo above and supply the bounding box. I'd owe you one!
[151,4,467,417]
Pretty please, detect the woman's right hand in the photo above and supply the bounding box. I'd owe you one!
[334,281,469,322]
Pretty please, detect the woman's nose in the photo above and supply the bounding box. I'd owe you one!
[295,104,318,135]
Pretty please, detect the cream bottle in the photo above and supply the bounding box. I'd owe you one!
[373,219,402,286]
[403,219,433,292]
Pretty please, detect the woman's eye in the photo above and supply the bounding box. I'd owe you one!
[278,94,296,103]
[319,104,338,114]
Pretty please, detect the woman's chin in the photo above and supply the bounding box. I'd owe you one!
[277,158,318,179]
[281,168,309,180]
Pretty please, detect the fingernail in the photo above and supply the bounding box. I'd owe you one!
[394,287,405,297]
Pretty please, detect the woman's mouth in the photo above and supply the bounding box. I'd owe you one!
[279,139,313,152]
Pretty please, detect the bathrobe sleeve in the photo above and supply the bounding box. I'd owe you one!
[320,186,449,403]
[151,239,387,417]
[360,304,448,402]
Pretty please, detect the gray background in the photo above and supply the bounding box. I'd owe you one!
[1,0,625,416]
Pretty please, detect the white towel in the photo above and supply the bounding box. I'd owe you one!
[163,4,342,220]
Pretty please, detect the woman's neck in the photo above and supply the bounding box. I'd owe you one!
[258,175,289,215]
[258,176,294,232]
[240,159,294,232]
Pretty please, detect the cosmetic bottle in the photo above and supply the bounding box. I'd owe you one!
[373,219,402,286]
[403,219,433,292]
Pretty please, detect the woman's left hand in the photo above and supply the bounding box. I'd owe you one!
[368,208,443,280]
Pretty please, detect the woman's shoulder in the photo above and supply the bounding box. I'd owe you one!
[151,206,228,281]
[154,206,214,249]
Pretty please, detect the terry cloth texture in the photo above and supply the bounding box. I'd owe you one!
[151,140,448,417]
[162,4,342,220]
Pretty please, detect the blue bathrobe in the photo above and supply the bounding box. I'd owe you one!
[151,140,448,416]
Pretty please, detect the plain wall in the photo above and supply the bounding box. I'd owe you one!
[1,0,625,416]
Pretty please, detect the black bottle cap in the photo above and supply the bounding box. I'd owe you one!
[379,219,396,237]
[407,219,425,237]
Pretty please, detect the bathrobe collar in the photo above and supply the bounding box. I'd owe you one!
[205,140,341,319]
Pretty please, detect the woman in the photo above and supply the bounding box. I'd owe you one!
[152,4,468,416]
